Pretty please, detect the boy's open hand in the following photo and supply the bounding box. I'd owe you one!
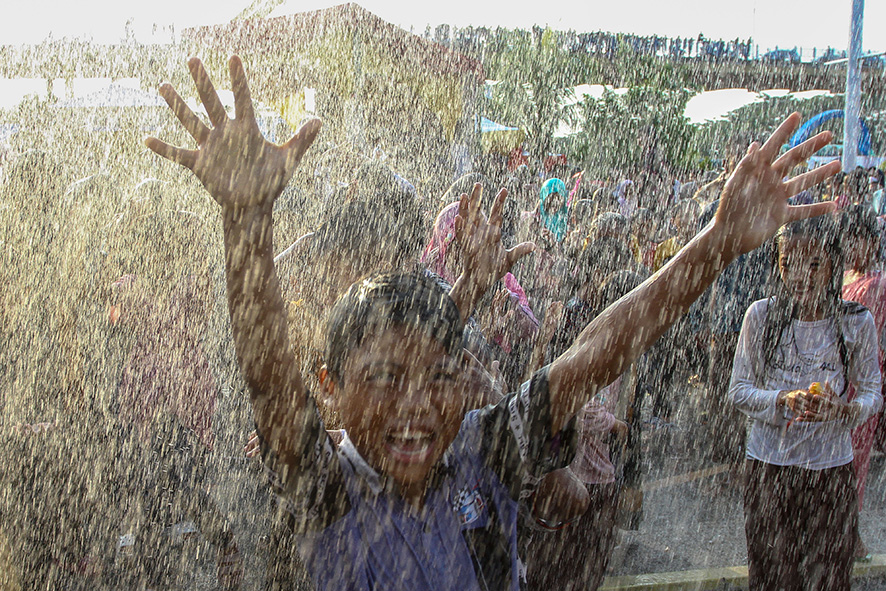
[455,183,534,291]
[715,112,840,257]
[145,56,321,209]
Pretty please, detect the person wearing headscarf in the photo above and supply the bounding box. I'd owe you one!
[539,178,569,243]
[613,180,638,219]
[513,178,573,319]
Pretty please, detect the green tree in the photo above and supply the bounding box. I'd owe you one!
[565,86,695,178]
[484,27,593,157]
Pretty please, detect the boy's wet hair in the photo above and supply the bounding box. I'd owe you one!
[325,272,464,383]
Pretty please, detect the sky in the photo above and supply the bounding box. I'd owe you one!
[2,0,885,54]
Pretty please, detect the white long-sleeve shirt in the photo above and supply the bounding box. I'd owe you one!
[729,298,882,470]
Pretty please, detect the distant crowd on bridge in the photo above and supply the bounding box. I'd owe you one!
[430,24,865,67]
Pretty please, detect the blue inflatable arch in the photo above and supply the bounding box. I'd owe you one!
[789,109,872,155]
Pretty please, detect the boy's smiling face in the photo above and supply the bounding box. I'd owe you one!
[328,324,468,498]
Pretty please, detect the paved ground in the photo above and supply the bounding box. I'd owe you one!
[605,407,886,589]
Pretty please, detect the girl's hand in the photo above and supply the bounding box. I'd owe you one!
[781,382,854,423]
[450,184,534,322]
[146,56,321,210]
[779,389,808,415]
[802,382,856,423]
[455,183,535,290]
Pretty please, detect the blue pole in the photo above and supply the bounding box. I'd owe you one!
[843,0,864,171]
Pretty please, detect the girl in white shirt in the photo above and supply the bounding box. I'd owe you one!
[729,214,882,591]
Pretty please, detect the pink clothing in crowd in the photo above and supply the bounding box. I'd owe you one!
[421,202,460,283]
[422,201,538,326]
[843,270,886,507]
[569,376,622,485]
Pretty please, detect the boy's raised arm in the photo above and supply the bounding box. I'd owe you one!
[547,113,841,433]
[145,56,321,463]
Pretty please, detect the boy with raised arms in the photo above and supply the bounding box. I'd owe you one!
[145,56,840,590]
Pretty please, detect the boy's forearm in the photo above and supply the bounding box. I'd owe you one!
[221,203,306,442]
[549,222,738,432]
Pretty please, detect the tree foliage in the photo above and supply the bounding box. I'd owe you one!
[562,86,695,177]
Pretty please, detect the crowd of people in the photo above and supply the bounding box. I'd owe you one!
[0,55,884,591]
[439,25,757,63]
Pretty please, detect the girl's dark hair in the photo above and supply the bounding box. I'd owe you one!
[761,215,866,379]
[325,272,463,382]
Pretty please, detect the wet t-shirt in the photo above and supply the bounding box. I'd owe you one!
[258,367,574,591]
[729,298,882,469]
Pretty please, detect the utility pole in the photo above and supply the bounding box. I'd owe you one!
[843,0,864,171]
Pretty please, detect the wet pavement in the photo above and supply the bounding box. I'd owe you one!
[606,400,886,589]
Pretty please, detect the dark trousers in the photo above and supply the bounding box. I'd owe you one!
[705,332,745,463]
[744,460,857,591]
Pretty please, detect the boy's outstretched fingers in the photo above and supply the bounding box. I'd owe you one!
[784,200,839,224]
[773,130,832,175]
[506,241,535,267]
[144,136,197,170]
[229,55,256,124]
[784,160,842,199]
[282,118,323,168]
[457,183,484,226]
[188,57,228,127]
[455,183,485,241]
[487,187,508,229]
[758,112,801,162]
[159,82,210,144]
[147,56,322,209]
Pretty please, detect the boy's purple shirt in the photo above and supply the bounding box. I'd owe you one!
[259,367,575,591]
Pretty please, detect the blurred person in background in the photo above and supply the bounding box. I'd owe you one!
[841,205,886,562]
